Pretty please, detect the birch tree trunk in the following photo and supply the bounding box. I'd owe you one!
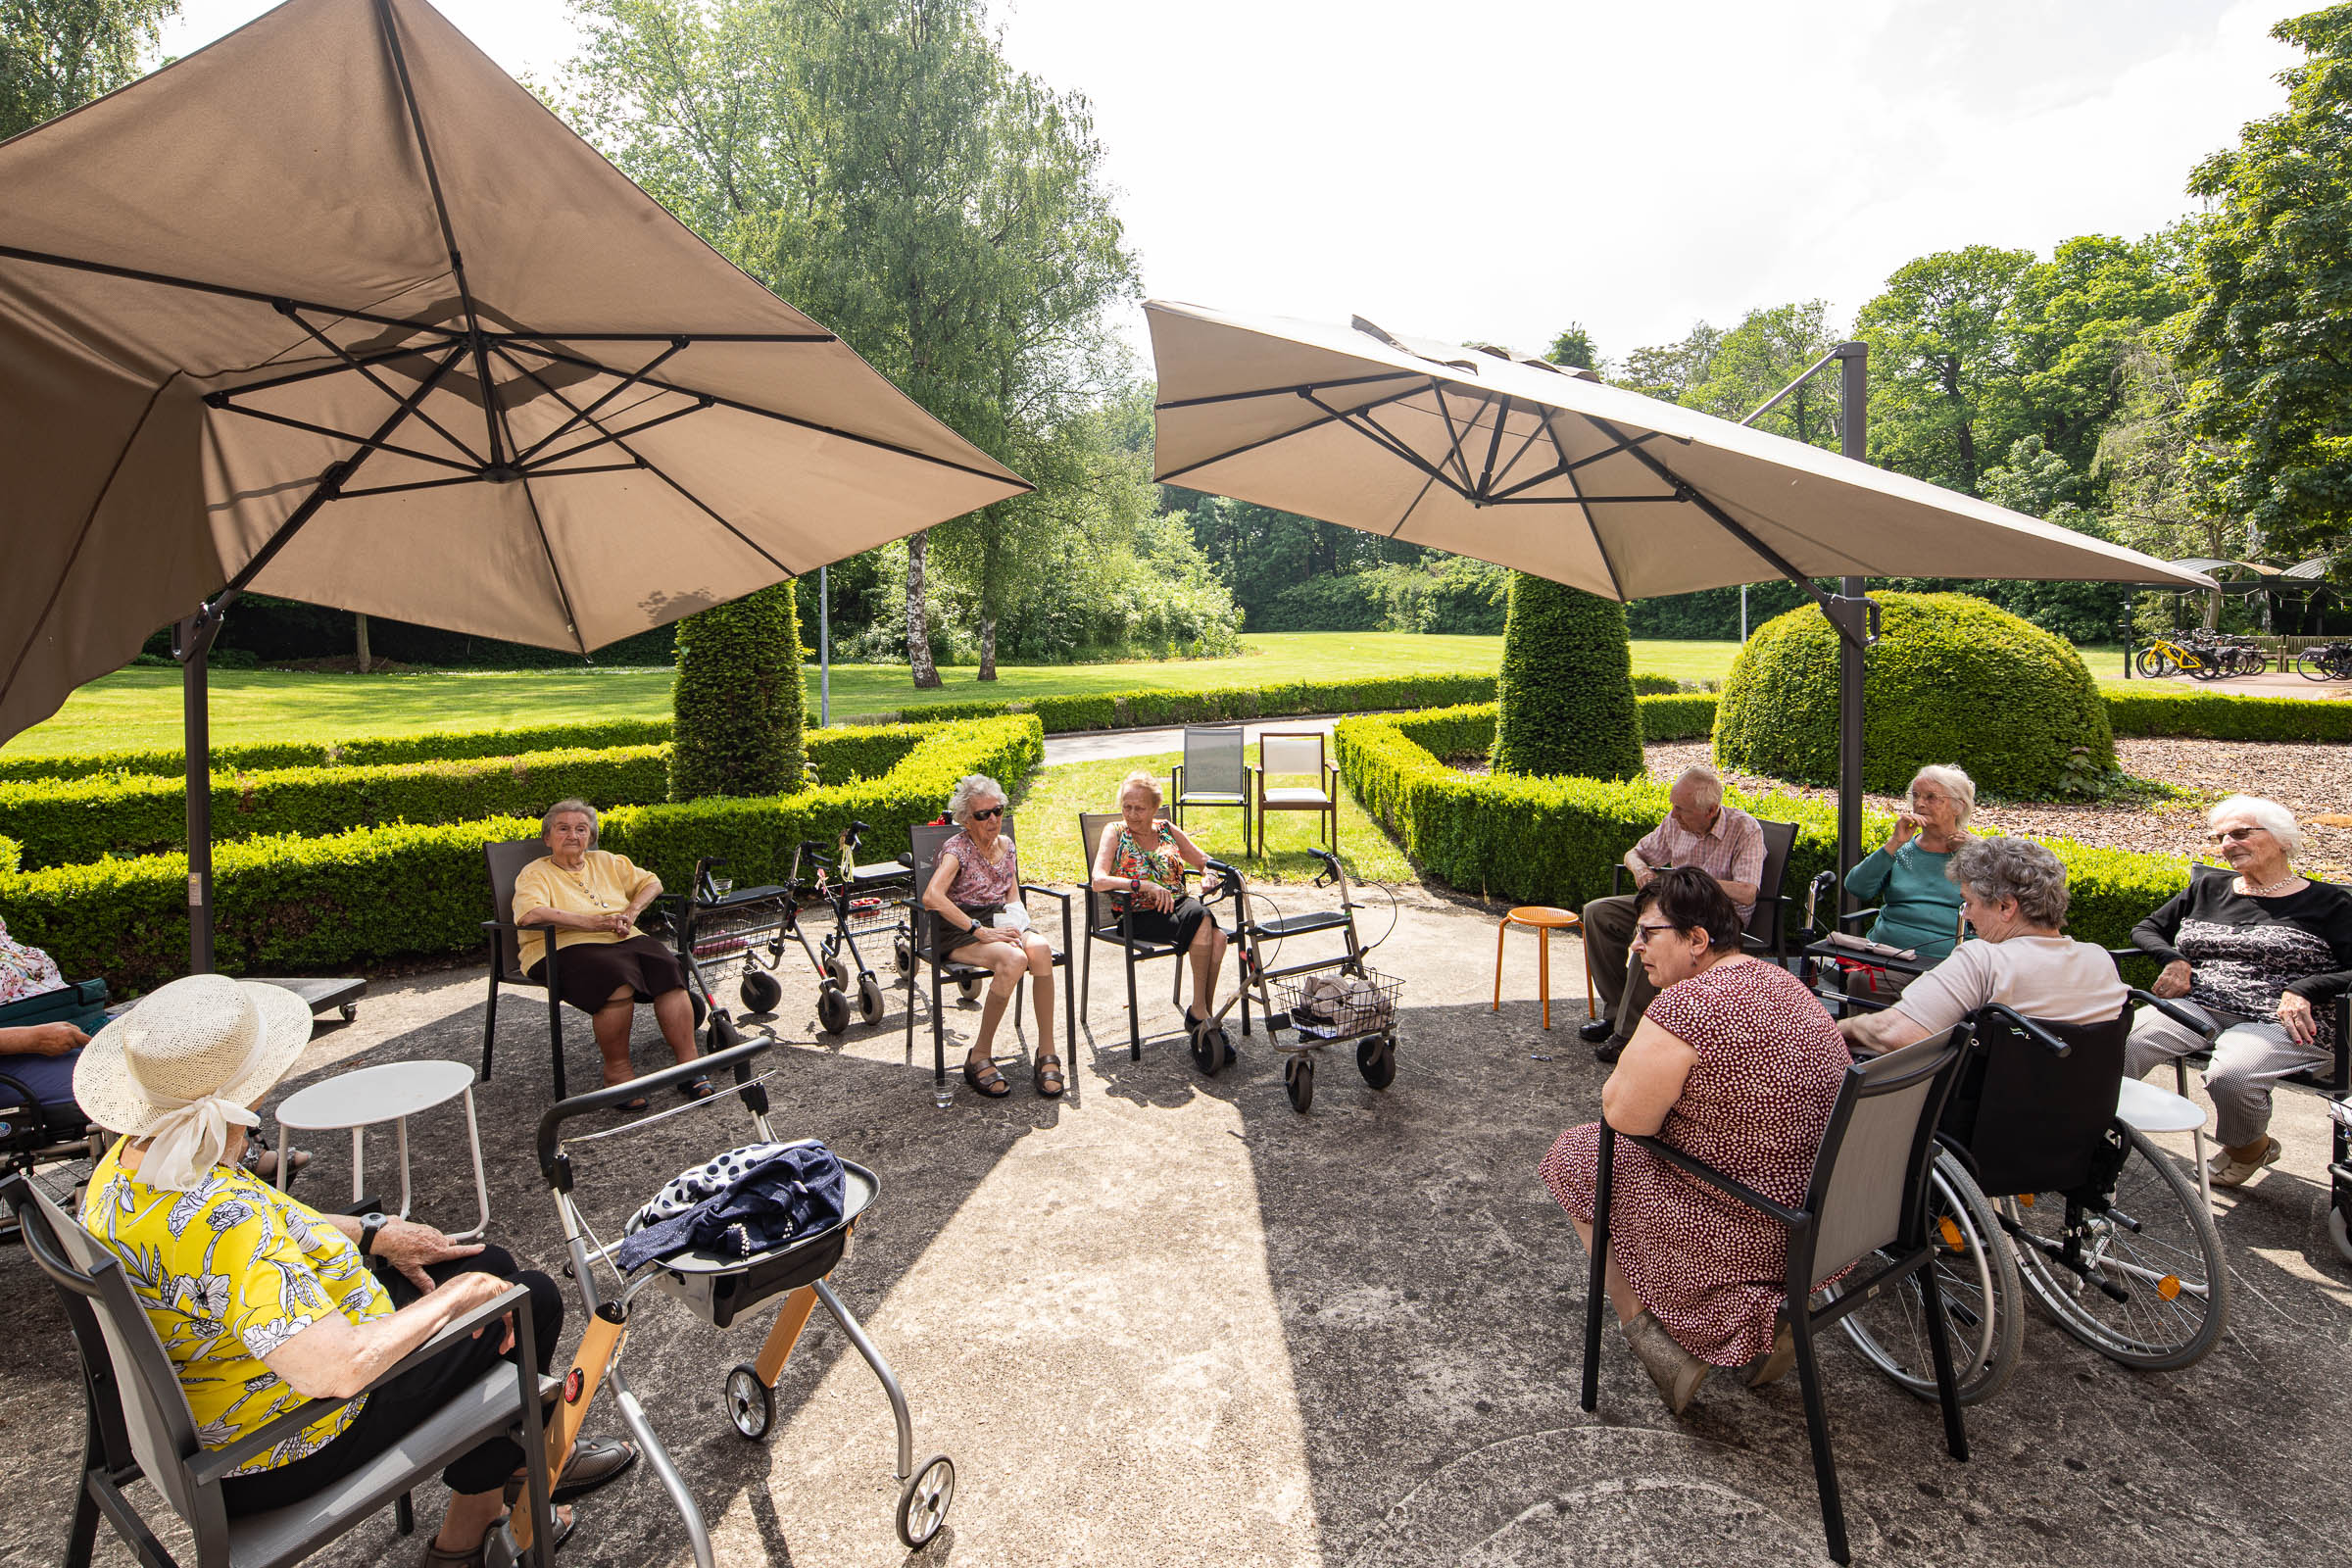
[977,523,1002,681]
[906,528,943,688]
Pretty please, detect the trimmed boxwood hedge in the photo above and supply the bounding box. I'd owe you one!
[1716,593,2114,797]
[1491,575,1645,780]
[2099,684,2352,743]
[1,715,1043,990]
[0,724,936,870]
[0,717,675,784]
[1336,704,2190,953]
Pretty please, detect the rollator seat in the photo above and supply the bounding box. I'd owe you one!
[706,884,791,908]
[641,1161,877,1329]
[847,861,912,886]
[1248,910,1353,939]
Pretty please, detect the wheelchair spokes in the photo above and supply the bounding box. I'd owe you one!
[1832,1150,2022,1405]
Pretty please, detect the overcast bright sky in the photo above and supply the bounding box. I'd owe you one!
[163,0,2300,363]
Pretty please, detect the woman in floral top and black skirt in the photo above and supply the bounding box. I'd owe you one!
[1088,771,1229,1040]
[2126,795,2352,1187]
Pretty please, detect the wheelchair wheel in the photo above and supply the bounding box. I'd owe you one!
[1284,1054,1314,1112]
[1356,1033,1396,1090]
[725,1362,773,1440]
[896,1452,956,1549]
[688,987,709,1029]
[1831,1151,2021,1405]
[738,968,783,1015]
[1189,1019,1229,1076]
[816,984,852,1037]
[2001,1122,2229,1370]
[858,973,887,1027]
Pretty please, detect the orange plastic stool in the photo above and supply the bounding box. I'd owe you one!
[1493,906,1593,1030]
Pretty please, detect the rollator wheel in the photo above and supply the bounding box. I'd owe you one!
[893,936,914,975]
[858,973,887,1026]
[2329,1204,2352,1267]
[1284,1054,1314,1112]
[738,968,783,1015]
[1357,1034,1396,1090]
[956,975,982,1003]
[896,1453,956,1549]
[688,987,709,1029]
[825,952,852,993]
[724,1362,773,1440]
[816,984,852,1036]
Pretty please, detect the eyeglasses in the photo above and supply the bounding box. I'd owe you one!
[1631,921,1681,947]
[2207,825,2264,844]
[969,806,1004,821]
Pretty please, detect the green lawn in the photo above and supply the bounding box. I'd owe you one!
[2,634,1748,758]
[1007,750,1415,888]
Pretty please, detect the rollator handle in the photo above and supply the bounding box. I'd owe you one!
[535,1031,774,1184]
[1306,847,1340,886]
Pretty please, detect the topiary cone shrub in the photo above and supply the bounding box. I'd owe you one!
[1714,591,2114,798]
[1489,572,1644,780]
[669,583,807,802]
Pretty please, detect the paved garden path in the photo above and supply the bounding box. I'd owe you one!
[6,893,2347,1567]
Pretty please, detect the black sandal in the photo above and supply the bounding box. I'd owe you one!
[963,1056,1011,1098]
[677,1075,715,1102]
[1034,1054,1065,1098]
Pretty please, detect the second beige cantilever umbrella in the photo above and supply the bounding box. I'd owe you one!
[0,0,1030,965]
[1147,299,2213,869]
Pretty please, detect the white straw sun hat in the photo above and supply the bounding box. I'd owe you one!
[73,973,314,1190]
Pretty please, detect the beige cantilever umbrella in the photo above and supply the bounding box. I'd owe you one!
[0,0,1029,966]
[1148,299,2213,870]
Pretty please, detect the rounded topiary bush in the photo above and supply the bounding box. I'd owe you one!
[1713,591,2114,798]
[1490,573,1644,780]
[669,583,806,802]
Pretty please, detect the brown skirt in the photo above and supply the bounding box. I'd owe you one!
[528,933,689,1012]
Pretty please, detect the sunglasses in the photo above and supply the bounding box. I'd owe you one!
[2207,825,2263,844]
[969,806,1004,821]
[1631,921,1682,947]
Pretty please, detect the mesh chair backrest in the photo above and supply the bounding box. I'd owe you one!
[1078,812,1121,934]
[1942,1003,2130,1197]
[909,817,1019,949]
[1805,1029,1967,1283]
[1260,732,1324,780]
[1744,818,1799,942]
[16,1180,209,1526]
[1182,726,1246,796]
[485,838,551,982]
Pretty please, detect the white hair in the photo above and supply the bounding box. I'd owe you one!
[1117,770,1162,808]
[2209,795,2302,858]
[541,798,599,845]
[1670,765,1723,805]
[1908,764,1977,829]
[946,774,1006,825]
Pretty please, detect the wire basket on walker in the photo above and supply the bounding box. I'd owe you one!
[529,1021,955,1563]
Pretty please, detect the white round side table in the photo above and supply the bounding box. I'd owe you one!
[274,1059,489,1241]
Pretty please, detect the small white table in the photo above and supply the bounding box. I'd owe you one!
[274,1060,489,1242]
[2116,1075,2214,1209]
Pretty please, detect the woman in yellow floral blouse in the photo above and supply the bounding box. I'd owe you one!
[1089,772,1229,1036]
[74,974,633,1565]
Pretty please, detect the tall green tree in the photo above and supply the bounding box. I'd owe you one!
[1853,245,2035,493]
[2175,3,2352,564]
[561,0,1135,687]
[1613,320,1722,404]
[1545,322,1600,373]
[1489,575,1642,781]
[0,0,175,141]
[1685,300,1844,447]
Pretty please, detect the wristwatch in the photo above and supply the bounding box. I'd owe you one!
[358,1211,389,1257]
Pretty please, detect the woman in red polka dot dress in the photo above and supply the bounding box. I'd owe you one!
[1540,866,1850,1412]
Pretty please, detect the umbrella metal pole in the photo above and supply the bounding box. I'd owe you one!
[174,610,224,973]
[819,564,830,728]
[1836,342,1870,901]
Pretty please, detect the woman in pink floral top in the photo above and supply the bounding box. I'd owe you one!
[921,774,1060,1099]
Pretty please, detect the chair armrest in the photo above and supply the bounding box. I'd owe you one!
[192,1283,535,1485]
[1611,862,1628,897]
[2128,989,2219,1041]
[1171,762,1185,796]
[1018,884,1072,938]
[1610,1123,1808,1228]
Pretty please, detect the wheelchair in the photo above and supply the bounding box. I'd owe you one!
[0,979,111,1237]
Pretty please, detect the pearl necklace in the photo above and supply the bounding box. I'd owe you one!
[2238,872,2301,898]
[555,858,610,907]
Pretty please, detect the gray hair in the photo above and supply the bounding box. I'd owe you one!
[946,774,1006,825]
[1947,836,2070,928]
[1909,764,1977,829]
[1117,770,1162,808]
[541,798,599,845]
[1670,764,1723,805]
[2208,794,2303,858]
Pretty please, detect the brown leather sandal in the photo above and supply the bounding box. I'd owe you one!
[963,1056,1010,1098]
[1034,1054,1065,1098]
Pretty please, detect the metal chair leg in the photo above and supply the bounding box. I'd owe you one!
[481,973,500,1081]
[1581,1127,1614,1412]
[546,989,566,1103]
[1789,1321,1851,1565]
[1122,940,1143,1060]
[1917,1257,1971,1461]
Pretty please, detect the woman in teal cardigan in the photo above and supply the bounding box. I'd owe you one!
[1843,765,1976,989]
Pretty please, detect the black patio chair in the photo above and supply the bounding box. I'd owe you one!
[1579,1027,1973,1565]
[480,838,575,1102]
[2,1173,555,1568]
[1077,811,1240,1060]
[1609,815,1800,957]
[1169,724,1252,846]
[903,819,1076,1097]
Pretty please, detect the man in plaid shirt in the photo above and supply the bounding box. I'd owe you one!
[1579,765,1766,1061]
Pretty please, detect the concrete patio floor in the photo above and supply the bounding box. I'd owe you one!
[5,886,2348,1568]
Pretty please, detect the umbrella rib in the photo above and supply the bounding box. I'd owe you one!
[1322,394,1474,503]
[524,397,712,471]
[200,401,483,475]
[513,340,689,464]
[1385,469,1441,540]
[499,339,1030,491]
[217,340,453,400]
[1551,422,1627,602]
[1474,394,1512,502]
[373,0,507,470]
[1484,410,1550,497]
[1428,386,1480,495]
[1152,383,1430,486]
[0,244,471,339]
[487,342,798,580]
[0,372,181,702]
[1484,430,1666,506]
[274,307,488,467]
[1154,369,1425,412]
[514,477,590,656]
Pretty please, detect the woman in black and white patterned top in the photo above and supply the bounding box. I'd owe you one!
[2126,795,2352,1187]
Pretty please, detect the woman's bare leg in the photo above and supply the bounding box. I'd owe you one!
[1187,924,1228,1019]
[970,943,1024,1062]
[651,987,700,1064]
[591,986,635,1085]
[1023,934,1056,1057]
[1570,1215,1643,1325]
